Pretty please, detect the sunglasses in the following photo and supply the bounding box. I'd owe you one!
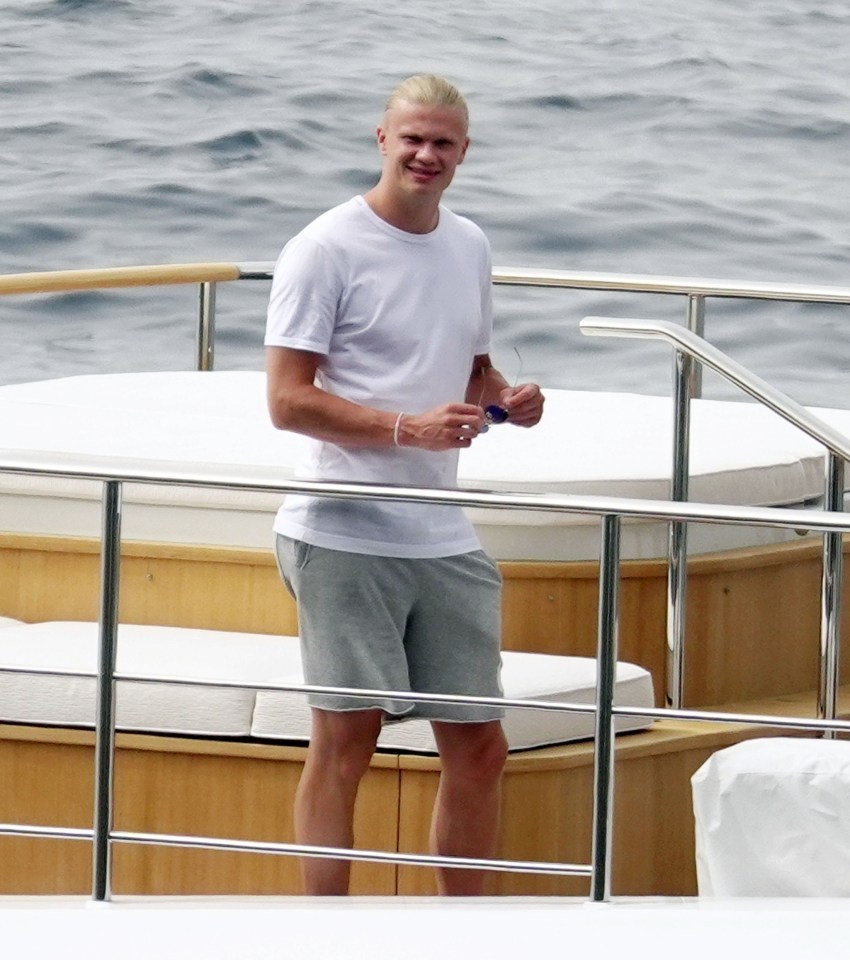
[481,348,522,430]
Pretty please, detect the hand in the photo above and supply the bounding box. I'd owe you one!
[399,403,486,450]
[499,382,545,427]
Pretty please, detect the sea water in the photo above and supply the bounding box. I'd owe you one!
[1,0,849,405]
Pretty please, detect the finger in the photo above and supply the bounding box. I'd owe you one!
[452,413,484,432]
[500,383,537,409]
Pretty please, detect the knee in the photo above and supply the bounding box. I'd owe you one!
[438,723,508,787]
[308,710,382,787]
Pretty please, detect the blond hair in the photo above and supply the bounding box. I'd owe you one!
[384,74,469,130]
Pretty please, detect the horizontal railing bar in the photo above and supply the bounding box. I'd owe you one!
[0,825,588,878]
[236,262,275,280]
[2,262,850,304]
[0,263,241,296]
[5,662,849,735]
[491,268,850,303]
[0,823,589,877]
[614,705,850,734]
[111,830,592,878]
[239,263,850,303]
[0,823,93,841]
[0,666,599,715]
[581,317,850,463]
[0,458,847,533]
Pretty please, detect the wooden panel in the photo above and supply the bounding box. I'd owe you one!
[0,536,102,623]
[503,538,850,706]
[4,680,844,898]
[0,736,94,894]
[501,561,667,699]
[2,532,849,710]
[116,551,296,636]
[0,729,398,895]
[0,534,298,636]
[683,547,823,703]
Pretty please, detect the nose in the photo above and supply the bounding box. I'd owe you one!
[415,140,438,163]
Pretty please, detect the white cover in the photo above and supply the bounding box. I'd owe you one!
[250,650,655,753]
[692,737,850,896]
[0,622,654,751]
[2,371,850,559]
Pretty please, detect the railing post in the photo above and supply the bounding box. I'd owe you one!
[685,294,705,399]
[667,349,692,709]
[590,513,621,903]
[819,452,845,737]
[92,480,122,902]
[196,281,217,371]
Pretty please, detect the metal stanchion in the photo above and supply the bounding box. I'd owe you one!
[590,513,621,902]
[91,480,122,902]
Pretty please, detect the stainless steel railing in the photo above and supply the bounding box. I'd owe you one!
[4,262,850,899]
[3,454,850,903]
[238,263,850,396]
[4,262,850,382]
[581,316,850,727]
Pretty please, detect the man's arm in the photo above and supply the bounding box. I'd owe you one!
[266,346,487,450]
[467,353,545,428]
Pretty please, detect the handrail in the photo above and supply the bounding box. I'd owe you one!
[4,448,850,531]
[492,268,850,302]
[5,262,850,389]
[580,316,850,461]
[0,263,240,295]
[580,315,848,728]
[4,261,850,301]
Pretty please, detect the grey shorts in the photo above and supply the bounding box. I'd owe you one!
[275,535,504,723]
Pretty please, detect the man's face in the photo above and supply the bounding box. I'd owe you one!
[376,100,470,200]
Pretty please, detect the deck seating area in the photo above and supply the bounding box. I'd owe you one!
[2,370,850,896]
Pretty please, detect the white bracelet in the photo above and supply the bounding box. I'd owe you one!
[393,412,405,447]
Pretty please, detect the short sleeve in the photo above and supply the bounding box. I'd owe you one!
[265,235,342,355]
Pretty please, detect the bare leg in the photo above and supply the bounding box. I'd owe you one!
[294,707,383,895]
[429,720,509,896]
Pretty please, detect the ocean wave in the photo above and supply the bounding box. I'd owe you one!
[171,67,265,99]
[2,0,849,403]
[720,111,850,142]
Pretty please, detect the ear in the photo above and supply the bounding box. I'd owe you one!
[376,125,387,156]
[458,136,470,164]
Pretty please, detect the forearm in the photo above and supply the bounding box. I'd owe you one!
[268,380,397,448]
[466,359,510,409]
[267,347,491,452]
[268,370,485,453]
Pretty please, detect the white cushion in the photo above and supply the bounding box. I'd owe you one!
[249,649,655,753]
[0,622,653,750]
[1,371,848,559]
[0,621,299,737]
[692,737,850,896]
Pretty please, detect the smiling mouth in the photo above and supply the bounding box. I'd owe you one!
[407,166,440,182]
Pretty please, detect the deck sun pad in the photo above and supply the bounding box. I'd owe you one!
[0,621,654,750]
[0,371,848,560]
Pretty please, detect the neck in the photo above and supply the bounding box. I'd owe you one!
[363,185,440,234]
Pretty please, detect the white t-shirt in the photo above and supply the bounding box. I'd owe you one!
[265,195,493,557]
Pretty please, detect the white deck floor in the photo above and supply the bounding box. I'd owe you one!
[4,897,849,959]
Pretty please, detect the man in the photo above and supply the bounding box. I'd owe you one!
[265,74,544,896]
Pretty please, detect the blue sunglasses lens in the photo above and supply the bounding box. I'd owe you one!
[484,404,509,424]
